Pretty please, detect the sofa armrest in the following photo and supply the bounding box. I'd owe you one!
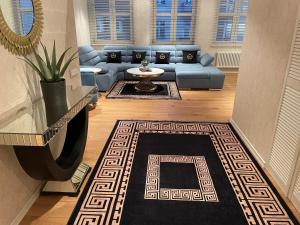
[97,50,105,61]
[81,71,96,86]
[80,71,99,104]
[208,67,225,89]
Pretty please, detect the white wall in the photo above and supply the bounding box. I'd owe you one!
[73,0,91,46]
[195,0,242,55]
[133,0,152,45]
[0,0,81,224]
[73,0,241,55]
[231,0,300,163]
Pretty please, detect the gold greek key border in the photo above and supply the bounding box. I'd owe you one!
[71,121,295,225]
[144,154,219,202]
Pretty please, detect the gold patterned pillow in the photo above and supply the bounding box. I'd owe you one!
[182,50,198,64]
[155,52,170,64]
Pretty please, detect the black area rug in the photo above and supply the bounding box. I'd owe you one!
[68,121,298,225]
[106,81,181,100]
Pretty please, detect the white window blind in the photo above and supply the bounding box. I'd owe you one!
[152,0,198,44]
[87,0,133,44]
[212,0,248,46]
[3,0,34,35]
[17,0,34,35]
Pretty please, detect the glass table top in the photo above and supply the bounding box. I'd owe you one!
[0,86,96,146]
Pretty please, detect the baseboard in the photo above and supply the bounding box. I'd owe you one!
[10,184,42,225]
[230,119,266,168]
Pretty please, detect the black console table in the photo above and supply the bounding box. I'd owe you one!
[0,85,96,195]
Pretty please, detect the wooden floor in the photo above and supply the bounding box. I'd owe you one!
[20,74,300,224]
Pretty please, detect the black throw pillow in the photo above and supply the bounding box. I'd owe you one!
[107,51,122,63]
[182,50,198,64]
[155,52,170,64]
[131,51,146,64]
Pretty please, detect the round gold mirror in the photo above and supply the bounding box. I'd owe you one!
[0,0,43,55]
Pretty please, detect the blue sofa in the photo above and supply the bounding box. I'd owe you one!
[79,45,224,91]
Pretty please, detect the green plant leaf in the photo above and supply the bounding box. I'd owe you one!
[31,44,49,81]
[25,42,78,82]
[51,41,57,80]
[59,53,78,78]
[32,45,53,81]
[39,58,53,81]
[59,56,77,78]
[56,47,71,72]
[41,42,52,74]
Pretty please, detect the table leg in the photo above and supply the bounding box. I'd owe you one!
[14,106,89,181]
[41,162,91,196]
[135,78,158,92]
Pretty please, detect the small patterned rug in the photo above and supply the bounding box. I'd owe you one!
[106,81,181,100]
[68,121,298,225]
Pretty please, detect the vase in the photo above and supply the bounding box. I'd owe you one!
[139,65,150,72]
[40,79,68,126]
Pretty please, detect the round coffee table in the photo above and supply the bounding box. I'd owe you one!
[127,67,164,92]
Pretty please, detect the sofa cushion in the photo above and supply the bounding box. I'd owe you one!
[155,52,170,64]
[78,46,102,66]
[127,45,151,63]
[99,62,137,72]
[98,68,109,74]
[115,63,136,72]
[200,53,214,66]
[182,50,198,64]
[151,45,176,63]
[175,64,210,79]
[131,51,146,64]
[176,45,201,63]
[82,65,108,74]
[149,63,176,72]
[103,45,127,62]
[107,51,122,63]
[95,62,118,74]
[97,50,106,62]
[204,66,224,76]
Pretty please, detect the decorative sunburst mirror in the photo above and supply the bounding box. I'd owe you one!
[0,0,43,55]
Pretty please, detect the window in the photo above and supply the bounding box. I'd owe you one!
[88,0,133,44]
[153,0,197,44]
[13,0,34,35]
[213,0,248,45]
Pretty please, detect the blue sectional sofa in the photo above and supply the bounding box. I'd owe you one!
[79,45,224,91]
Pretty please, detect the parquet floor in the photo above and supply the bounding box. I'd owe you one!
[20,74,300,224]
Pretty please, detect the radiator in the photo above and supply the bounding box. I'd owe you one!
[215,51,241,68]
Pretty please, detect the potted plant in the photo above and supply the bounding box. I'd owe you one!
[23,41,77,96]
[22,41,78,125]
[140,59,150,72]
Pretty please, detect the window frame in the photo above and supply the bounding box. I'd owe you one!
[212,0,248,46]
[88,0,134,45]
[152,0,197,45]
